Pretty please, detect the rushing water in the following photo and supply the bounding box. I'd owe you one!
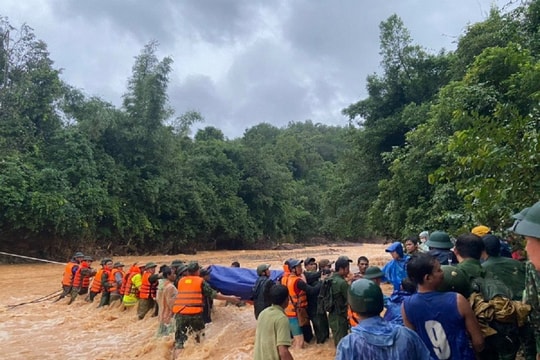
[0,243,391,360]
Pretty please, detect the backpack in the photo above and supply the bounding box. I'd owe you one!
[317,278,334,314]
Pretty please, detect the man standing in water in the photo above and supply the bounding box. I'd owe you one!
[254,284,294,360]
[172,261,241,359]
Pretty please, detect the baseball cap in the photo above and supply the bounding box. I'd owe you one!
[304,257,316,265]
[319,259,333,268]
[335,256,353,270]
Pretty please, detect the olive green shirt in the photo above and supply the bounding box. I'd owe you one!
[457,258,485,282]
[330,273,349,315]
[254,305,292,360]
[482,256,525,301]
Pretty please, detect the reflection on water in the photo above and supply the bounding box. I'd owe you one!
[0,244,389,359]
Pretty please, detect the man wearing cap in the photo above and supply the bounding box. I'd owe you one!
[301,258,330,344]
[137,262,158,320]
[68,256,96,304]
[252,264,274,320]
[284,259,311,349]
[109,262,125,305]
[122,263,145,308]
[512,201,540,358]
[328,256,352,347]
[98,259,115,307]
[382,242,410,292]
[56,251,85,302]
[426,231,458,266]
[173,261,241,358]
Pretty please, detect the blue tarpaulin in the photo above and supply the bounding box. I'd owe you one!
[207,265,284,300]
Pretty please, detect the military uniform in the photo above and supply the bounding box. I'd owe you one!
[524,261,540,355]
[328,272,349,346]
[174,280,216,349]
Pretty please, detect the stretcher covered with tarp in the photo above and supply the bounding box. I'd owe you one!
[207,265,284,300]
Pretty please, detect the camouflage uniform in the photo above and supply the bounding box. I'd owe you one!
[524,261,540,354]
[174,281,217,349]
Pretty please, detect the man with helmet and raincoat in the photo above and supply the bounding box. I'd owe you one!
[335,278,430,359]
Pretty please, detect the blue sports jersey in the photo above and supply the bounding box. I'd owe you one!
[403,292,475,360]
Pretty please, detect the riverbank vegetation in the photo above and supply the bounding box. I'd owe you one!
[0,2,539,259]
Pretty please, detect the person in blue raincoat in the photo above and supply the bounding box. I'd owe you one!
[335,279,430,360]
[381,242,410,292]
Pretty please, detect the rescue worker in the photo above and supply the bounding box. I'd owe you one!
[512,201,540,359]
[56,251,84,302]
[122,263,144,309]
[382,242,410,292]
[68,256,95,304]
[328,256,352,347]
[97,259,114,307]
[109,262,125,304]
[426,231,458,266]
[336,279,430,359]
[252,263,273,320]
[199,267,213,323]
[455,233,522,360]
[87,258,111,302]
[284,259,309,349]
[138,262,158,320]
[172,261,240,359]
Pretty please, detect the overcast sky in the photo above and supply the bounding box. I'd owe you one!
[3,1,517,138]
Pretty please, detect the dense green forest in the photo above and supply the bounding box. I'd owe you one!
[1,2,539,259]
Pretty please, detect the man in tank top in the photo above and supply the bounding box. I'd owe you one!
[402,253,484,360]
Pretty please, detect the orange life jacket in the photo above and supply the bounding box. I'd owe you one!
[122,267,142,296]
[281,264,290,286]
[111,268,124,294]
[61,261,78,286]
[285,274,308,318]
[348,306,359,327]
[139,271,153,299]
[90,268,104,293]
[72,262,91,288]
[172,276,204,315]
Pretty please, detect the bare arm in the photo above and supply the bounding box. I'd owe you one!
[401,303,415,330]
[277,345,293,360]
[456,293,484,353]
[215,292,241,303]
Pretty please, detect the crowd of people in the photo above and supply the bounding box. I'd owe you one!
[253,201,540,360]
[55,201,540,360]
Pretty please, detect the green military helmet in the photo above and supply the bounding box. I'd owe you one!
[437,265,470,297]
[513,201,540,238]
[348,278,384,314]
[363,266,384,280]
[426,231,454,249]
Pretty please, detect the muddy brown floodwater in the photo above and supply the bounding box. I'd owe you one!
[0,243,392,360]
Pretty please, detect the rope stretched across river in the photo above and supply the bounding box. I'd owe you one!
[6,289,64,309]
[0,251,65,265]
